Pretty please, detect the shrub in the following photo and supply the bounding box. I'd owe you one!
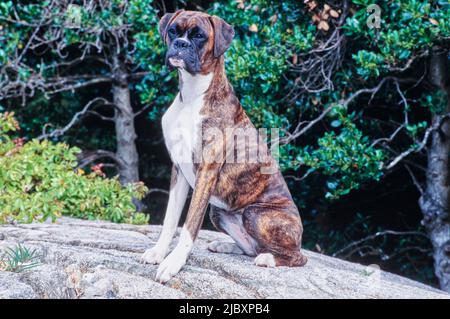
[0,112,148,225]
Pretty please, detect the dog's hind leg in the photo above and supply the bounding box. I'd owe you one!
[207,240,244,254]
[209,206,259,256]
[208,206,244,253]
[242,205,308,267]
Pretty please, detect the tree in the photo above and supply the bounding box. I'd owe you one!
[420,50,450,291]
[0,0,168,188]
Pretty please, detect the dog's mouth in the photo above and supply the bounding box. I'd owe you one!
[168,57,186,69]
[166,49,201,74]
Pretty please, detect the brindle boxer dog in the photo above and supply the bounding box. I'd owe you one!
[141,10,307,283]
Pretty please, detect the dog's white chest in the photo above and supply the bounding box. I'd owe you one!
[162,71,228,210]
[162,93,204,188]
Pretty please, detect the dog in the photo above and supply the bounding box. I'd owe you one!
[141,10,307,283]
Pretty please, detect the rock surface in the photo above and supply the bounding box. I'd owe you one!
[0,217,448,299]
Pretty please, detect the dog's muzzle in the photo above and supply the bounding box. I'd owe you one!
[166,38,200,73]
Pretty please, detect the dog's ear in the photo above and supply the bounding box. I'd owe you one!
[209,15,235,58]
[159,9,185,43]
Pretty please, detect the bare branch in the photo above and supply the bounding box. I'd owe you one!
[405,164,424,195]
[133,103,153,118]
[38,97,112,140]
[281,77,395,144]
[388,50,429,73]
[87,110,115,122]
[77,149,125,170]
[385,113,450,170]
[147,188,170,196]
[332,230,429,258]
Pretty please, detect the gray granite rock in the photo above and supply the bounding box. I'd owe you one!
[0,217,448,299]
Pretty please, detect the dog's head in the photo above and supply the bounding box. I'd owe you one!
[159,10,234,74]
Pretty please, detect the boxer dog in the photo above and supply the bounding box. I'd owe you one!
[141,10,307,283]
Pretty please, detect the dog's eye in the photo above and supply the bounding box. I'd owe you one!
[194,33,204,39]
[168,28,176,35]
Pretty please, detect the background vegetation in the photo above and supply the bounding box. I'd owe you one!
[0,0,449,291]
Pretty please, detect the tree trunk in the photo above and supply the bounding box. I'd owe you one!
[111,54,140,185]
[419,51,450,292]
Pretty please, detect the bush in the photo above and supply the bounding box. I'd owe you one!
[0,112,148,225]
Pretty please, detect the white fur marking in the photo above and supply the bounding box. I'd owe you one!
[155,226,194,283]
[254,253,276,268]
[169,57,185,68]
[161,71,229,209]
[208,240,244,254]
[210,196,229,210]
[141,171,189,265]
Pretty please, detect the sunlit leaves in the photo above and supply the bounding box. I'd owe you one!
[0,113,148,225]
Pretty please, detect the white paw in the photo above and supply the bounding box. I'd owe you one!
[254,253,276,267]
[207,240,243,254]
[155,250,187,283]
[141,246,166,265]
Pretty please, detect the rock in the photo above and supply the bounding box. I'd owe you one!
[0,217,448,299]
[0,272,37,299]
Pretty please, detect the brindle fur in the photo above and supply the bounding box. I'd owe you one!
[160,10,307,267]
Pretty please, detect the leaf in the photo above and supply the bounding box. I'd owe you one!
[429,18,439,26]
[321,13,330,20]
[331,120,342,127]
[327,181,338,190]
[269,14,278,24]
[305,0,317,11]
[330,9,339,18]
[312,14,321,23]
[249,24,258,32]
[318,20,330,31]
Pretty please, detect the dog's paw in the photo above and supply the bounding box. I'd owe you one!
[207,240,243,254]
[254,253,276,267]
[141,246,166,265]
[155,250,186,283]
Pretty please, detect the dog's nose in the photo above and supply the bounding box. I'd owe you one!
[173,38,191,50]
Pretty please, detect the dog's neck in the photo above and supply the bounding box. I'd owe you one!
[178,69,213,104]
[178,58,230,104]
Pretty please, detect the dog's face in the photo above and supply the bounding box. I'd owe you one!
[159,10,234,74]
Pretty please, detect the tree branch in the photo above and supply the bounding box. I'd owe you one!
[281,77,396,144]
[77,149,125,170]
[332,230,429,258]
[385,113,450,170]
[38,97,113,140]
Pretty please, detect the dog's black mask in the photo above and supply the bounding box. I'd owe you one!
[165,24,207,74]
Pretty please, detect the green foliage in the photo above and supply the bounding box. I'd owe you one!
[0,113,148,224]
[209,0,317,171]
[298,113,385,199]
[346,0,450,79]
[0,244,41,273]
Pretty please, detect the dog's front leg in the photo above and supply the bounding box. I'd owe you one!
[142,165,189,264]
[155,164,220,283]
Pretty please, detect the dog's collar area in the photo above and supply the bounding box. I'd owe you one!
[178,69,213,104]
